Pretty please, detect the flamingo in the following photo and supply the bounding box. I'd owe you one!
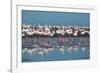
[38,50,44,56]
[81,47,86,51]
[48,48,54,53]
[73,31,78,37]
[22,48,28,53]
[59,46,65,54]
[22,32,25,37]
[43,48,49,55]
[73,46,79,52]
[66,29,73,35]
[31,48,37,55]
[67,47,73,53]
[27,49,33,56]
[26,29,34,36]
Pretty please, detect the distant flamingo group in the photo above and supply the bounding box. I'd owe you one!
[22,37,89,56]
[22,24,89,37]
[22,24,89,56]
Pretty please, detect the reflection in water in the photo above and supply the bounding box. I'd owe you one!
[22,37,90,62]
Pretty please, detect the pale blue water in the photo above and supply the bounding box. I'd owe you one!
[22,10,90,27]
[22,37,90,62]
[22,48,89,62]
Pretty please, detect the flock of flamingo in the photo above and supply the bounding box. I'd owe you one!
[22,24,89,37]
[22,24,90,56]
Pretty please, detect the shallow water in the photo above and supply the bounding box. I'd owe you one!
[22,37,90,62]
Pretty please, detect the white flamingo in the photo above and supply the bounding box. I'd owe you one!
[67,47,73,53]
[26,29,34,36]
[22,48,28,53]
[48,48,54,53]
[73,31,78,36]
[56,29,60,34]
[81,30,86,35]
[59,47,65,54]
[73,46,79,52]
[81,47,86,51]
[27,49,33,56]
[22,32,25,37]
[31,48,37,55]
[22,28,29,32]
[50,31,55,36]
[66,29,73,35]
[38,50,44,56]
[56,29,64,35]
[86,31,90,35]
[60,29,65,35]
[44,31,51,36]
[43,48,49,55]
